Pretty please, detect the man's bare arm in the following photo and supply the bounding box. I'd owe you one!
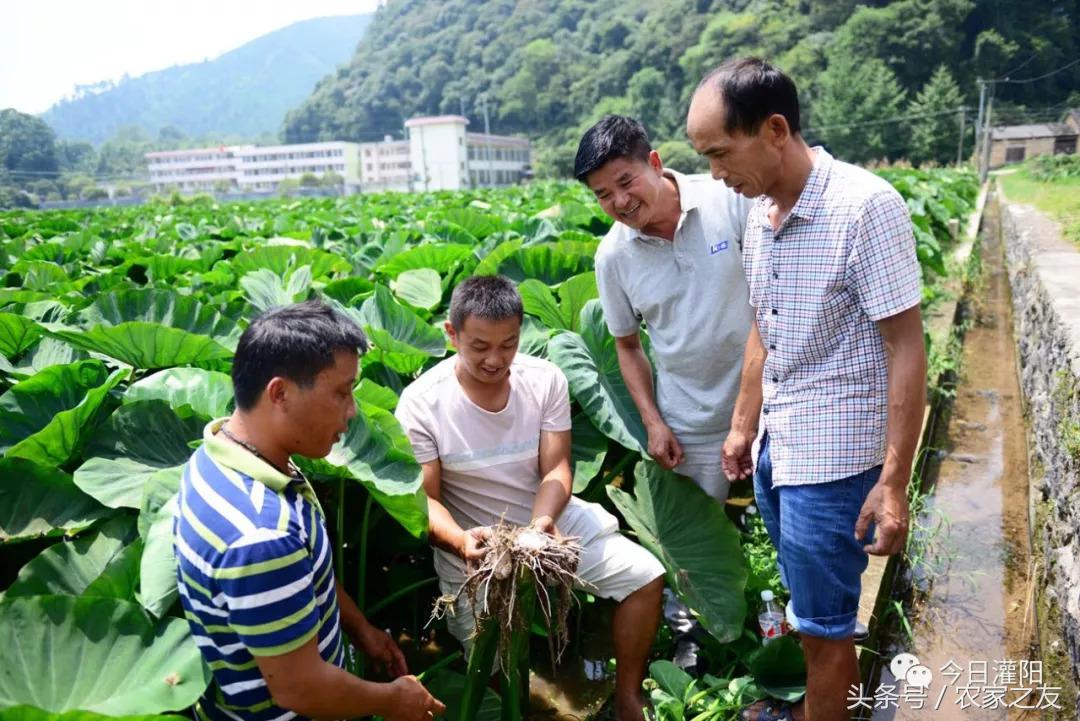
[856,304,927,556]
[531,429,573,533]
[614,332,684,469]
[334,582,407,678]
[722,323,766,480]
[254,636,443,721]
[421,457,489,562]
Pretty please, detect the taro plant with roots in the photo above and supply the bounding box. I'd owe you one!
[431,522,584,721]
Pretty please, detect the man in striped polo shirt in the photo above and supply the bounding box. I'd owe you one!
[174,300,444,721]
[689,59,927,721]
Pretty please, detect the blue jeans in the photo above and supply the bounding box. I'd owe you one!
[754,433,880,639]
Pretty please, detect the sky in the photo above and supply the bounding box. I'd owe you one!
[0,0,381,114]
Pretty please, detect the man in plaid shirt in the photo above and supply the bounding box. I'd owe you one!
[688,58,927,721]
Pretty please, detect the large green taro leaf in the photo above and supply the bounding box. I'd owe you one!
[358,285,447,357]
[344,285,446,375]
[4,515,141,600]
[374,243,474,278]
[225,244,351,280]
[476,240,597,286]
[748,635,807,702]
[517,316,550,360]
[14,337,87,375]
[45,323,234,370]
[570,412,607,494]
[390,268,442,311]
[320,276,375,305]
[239,266,312,313]
[0,313,43,359]
[518,280,564,331]
[0,458,110,544]
[300,398,427,538]
[0,595,210,714]
[438,208,507,240]
[74,401,200,510]
[0,360,127,466]
[76,289,240,349]
[546,300,646,453]
[355,378,399,411]
[607,462,747,643]
[557,272,599,333]
[124,368,233,419]
[519,271,598,333]
[137,491,179,618]
[0,706,187,721]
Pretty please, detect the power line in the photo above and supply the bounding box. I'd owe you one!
[997,57,1080,84]
[805,107,963,133]
[993,51,1040,81]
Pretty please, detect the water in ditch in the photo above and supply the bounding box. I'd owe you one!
[872,196,1040,720]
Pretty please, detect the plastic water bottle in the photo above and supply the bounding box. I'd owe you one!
[758,590,785,644]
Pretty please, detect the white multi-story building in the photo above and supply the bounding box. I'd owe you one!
[396,115,531,192]
[146,141,361,193]
[358,135,413,193]
[237,142,360,192]
[145,118,531,195]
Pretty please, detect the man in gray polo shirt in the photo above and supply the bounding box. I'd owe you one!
[574,115,754,501]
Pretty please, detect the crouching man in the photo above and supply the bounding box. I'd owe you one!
[174,300,444,721]
[395,276,665,721]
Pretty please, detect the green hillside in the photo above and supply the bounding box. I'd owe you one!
[283,0,1079,174]
[42,14,372,145]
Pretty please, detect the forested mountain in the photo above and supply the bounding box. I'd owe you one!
[284,0,1080,173]
[42,15,372,145]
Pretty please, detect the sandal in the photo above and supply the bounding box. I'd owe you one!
[739,700,797,721]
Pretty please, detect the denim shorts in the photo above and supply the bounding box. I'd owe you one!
[754,433,880,640]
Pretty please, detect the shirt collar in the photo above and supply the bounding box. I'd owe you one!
[759,146,832,228]
[203,417,296,492]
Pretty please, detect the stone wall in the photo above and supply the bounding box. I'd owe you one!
[1000,199,1080,684]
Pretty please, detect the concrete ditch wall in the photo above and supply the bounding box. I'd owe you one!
[1000,198,1080,687]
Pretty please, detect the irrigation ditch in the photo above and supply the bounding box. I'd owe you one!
[856,183,1080,720]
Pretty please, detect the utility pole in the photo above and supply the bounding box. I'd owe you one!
[480,93,494,187]
[979,85,994,184]
[973,80,987,165]
[403,121,412,193]
[956,106,967,167]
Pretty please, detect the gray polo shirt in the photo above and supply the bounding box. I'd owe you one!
[595,170,754,445]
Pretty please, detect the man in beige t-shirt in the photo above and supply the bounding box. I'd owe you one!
[395,275,664,721]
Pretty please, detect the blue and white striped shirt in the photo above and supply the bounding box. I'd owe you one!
[174,419,344,721]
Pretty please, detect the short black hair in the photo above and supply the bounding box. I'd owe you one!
[449,275,523,331]
[574,115,652,183]
[232,299,368,411]
[696,57,801,136]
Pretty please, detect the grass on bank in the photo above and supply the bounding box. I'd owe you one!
[996,160,1080,248]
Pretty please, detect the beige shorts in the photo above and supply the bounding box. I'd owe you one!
[434,498,666,647]
[674,441,731,502]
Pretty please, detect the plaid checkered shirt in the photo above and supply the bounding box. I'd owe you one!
[744,148,922,485]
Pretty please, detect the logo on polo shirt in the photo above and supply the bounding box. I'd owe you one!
[709,240,729,254]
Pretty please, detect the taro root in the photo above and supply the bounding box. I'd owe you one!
[430,520,584,670]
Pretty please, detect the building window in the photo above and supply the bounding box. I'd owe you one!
[1005,146,1026,163]
[1054,136,1077,155]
